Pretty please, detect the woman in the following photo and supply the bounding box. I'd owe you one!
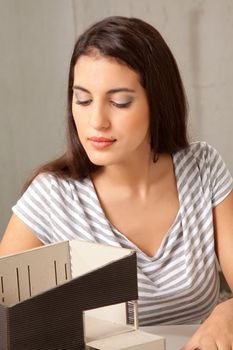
[1,16,233,350]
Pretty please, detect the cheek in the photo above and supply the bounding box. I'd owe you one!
[129,102,150,128]
[71,113,80,141]
[72,116,89,148]
[121,110,150,144]
[72,114,79,134]
[120,112,150,134]
[72,104,84,132]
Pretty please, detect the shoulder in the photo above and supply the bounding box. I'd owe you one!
[173,141,231,187]
[175,140,213,157]
[188,141,230,176]
[175,141,233,206]
[26,173,90,200]
[188,141,219,161]
[174,141,222,169]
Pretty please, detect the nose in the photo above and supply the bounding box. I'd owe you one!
[89,101,110,130]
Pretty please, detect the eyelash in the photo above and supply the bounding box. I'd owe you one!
[75,100,132,109]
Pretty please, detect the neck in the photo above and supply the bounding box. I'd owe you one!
[92,152,171,198]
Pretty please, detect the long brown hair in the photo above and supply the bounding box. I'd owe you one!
[23,16,189,191]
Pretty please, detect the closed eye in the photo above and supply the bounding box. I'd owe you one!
[111,101,132,109]
[75,99,92,106]
[75,100,133,108]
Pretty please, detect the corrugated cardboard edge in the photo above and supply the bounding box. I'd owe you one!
[0,304,8,350]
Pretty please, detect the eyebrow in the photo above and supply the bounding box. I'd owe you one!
[72,85,136,94]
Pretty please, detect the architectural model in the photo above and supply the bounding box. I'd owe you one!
[0,240,165,349]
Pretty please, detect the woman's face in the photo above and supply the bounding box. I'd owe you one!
[72,54,151,167]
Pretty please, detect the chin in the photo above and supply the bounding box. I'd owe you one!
[89,159,114,166]
[87,154,118,167]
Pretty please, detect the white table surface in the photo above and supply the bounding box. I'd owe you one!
[85,315,199,349]
[142,325,199,350]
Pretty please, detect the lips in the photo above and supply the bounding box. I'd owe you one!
[88,136,115,142]
[88,136,116,150]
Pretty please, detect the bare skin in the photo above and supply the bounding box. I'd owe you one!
[0,214,43,256]
[91,153,179,257]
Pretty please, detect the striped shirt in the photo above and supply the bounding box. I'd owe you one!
[12,141,233,325]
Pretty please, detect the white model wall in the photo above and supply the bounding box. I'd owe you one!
[0,0,233,236]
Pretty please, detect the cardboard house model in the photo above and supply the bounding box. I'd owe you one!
[0,240,165,350]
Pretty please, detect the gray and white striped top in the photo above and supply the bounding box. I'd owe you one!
[12,142,233,325]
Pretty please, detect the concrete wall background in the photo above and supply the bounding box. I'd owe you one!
[0,0,233,237]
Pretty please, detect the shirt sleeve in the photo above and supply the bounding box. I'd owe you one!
[206,143,233,207]
[12,173,53,244]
